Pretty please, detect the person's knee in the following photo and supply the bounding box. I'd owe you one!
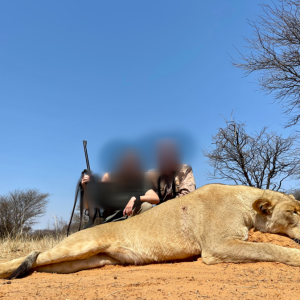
[140,202,153,214]
[131,202,153,216]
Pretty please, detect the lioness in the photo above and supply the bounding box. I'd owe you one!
[1,184,300,279]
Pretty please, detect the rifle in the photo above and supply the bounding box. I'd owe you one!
[83,140,90,171]
[67,140,92,237]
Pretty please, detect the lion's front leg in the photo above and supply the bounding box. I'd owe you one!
[202,240,300,267]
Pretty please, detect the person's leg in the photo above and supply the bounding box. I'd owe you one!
[83,208,97,229]
[103,210,125,223]
[131,202,153,217]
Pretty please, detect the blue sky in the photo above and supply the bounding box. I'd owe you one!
[0,0,297,229]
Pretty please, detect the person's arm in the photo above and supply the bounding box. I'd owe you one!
[176,167,196,197]
[101,173,110,182]
[80,175,90,209]
[140,189,160,204]
[81,175,90,190]
[123,189,159,217]
[81,173,109,190]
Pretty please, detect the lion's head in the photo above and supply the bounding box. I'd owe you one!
[253,194,300,240]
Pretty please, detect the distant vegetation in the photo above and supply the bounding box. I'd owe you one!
[204,117,299,192]
[0,189,49,238]
[292,189,300,201]
[234,0,300,128]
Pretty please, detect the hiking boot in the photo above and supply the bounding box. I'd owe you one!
[83,208,98,229]
[83,216,94,229]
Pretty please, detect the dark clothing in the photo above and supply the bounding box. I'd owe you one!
[99,173,152,223]
[147,164,196,203]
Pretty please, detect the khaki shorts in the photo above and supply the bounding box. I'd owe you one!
[131,202,153,217]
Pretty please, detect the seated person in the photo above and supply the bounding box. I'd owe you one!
[81,150,159,228]
[147,140,196,203]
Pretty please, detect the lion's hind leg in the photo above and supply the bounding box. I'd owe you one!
[33,254,119,274]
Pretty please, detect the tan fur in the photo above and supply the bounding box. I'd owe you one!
[2,184,300,279]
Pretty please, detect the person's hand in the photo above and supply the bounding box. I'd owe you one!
[123,197,136,217]
[81,175,90,187]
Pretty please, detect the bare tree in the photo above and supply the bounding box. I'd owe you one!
[233,0,300,127]
[0,189,49,238]
[203,118,299,191]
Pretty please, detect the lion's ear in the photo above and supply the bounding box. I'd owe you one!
[252,199,273,215]
[289,194,296,200]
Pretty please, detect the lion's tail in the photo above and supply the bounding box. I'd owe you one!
[0,251,40,279]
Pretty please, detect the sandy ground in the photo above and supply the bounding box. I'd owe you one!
[1,230,300,300]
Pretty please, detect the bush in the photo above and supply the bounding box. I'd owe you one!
[0,189,49,238]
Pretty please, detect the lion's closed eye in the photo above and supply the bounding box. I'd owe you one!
[285,210,298,215]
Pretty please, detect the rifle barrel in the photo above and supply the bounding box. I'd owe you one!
[83,140,90,170]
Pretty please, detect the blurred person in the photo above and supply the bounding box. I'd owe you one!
[147,140,196,203]
[81,150,159,228]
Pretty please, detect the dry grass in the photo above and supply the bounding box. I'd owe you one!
[0,234,66,261]
[0,216,93,262]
